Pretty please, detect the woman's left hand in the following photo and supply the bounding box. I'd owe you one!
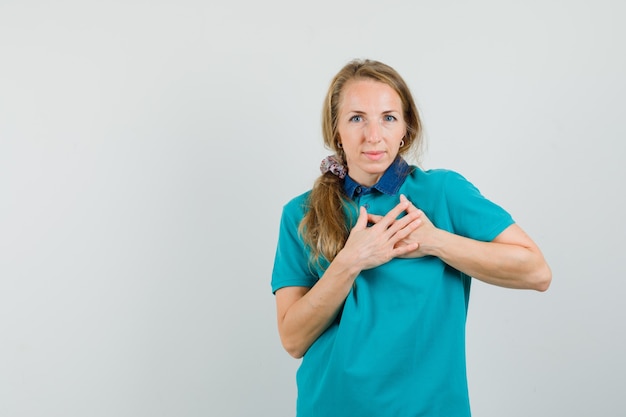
[369,195,552,291]
[367,194,440,259]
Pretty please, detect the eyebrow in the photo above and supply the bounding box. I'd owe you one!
[345,109,401,114]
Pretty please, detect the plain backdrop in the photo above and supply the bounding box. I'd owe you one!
[1,1,625,416]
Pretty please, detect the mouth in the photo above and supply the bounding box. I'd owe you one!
[363,151,385,161]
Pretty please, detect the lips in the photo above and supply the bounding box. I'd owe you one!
[363,151,385,161]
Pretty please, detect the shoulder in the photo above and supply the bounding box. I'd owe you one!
[407,166,513,239]
[402,166,486,212]
[407,166,471,189]
[279,190,312,226]
[283,190,311,213]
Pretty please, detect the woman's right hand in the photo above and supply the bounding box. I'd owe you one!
[275,199,421,358]
[339,199,421,271]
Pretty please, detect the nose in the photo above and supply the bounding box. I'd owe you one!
[364,120,382,143]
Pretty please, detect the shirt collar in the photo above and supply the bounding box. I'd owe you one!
[342,157,412,199]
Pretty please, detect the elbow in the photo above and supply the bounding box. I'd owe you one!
[286,348,305,359]
[279,329,308,358]
[534,277,551,292]
[281,338,307,359]
[277,318,314,359]
[531,263,552,292]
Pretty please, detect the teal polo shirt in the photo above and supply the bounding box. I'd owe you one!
[271,158,514,417]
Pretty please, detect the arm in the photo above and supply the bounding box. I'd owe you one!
[275,201,420,358]
[396,194,552,291]
[275,255,359,359]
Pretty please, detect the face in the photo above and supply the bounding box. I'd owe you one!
[337,78,406,187]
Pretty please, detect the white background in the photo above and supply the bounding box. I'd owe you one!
[1,1,625,416]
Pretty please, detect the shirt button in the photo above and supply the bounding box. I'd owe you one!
[355,186,362,194]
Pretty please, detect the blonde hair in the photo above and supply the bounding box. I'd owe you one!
[299,59,423,267]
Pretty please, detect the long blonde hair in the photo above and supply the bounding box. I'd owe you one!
[299,59,423,267]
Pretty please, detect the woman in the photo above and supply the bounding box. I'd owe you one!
[271,59,551,417]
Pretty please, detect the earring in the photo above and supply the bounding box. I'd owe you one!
[337,142,343,149]
[400,139,405,147]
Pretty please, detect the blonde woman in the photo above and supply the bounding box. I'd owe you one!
[271,59,551,417]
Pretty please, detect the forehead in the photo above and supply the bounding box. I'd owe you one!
[339,78,402,112]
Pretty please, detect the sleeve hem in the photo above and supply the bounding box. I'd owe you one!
[272,280,315,294]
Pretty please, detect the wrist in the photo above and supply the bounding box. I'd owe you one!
[421,228,448,258]
[333,249,362,277]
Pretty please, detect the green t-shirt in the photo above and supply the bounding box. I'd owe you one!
[272,158,514,417]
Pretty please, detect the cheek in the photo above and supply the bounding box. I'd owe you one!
[342,148,361,170]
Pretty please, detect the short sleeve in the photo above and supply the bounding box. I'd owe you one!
[271,195,319,294]
[442,171,515,242]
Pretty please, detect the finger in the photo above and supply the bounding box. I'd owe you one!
[385,202,422,235]
[390,217,421,243]
[374,199,410,230]
[400,194,419,213]
[393,241,419,257]
[399,194,428,226]
[367,213,384,225]
[352,205,369,230]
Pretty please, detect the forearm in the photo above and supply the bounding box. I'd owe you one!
[277,253,360,358]
[424,227,552,291]
[277,202,426,358]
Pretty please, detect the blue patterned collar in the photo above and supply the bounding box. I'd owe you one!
[342,157,412,199]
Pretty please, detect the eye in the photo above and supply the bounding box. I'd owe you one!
[349,115,363,123]
[383,114,397,122]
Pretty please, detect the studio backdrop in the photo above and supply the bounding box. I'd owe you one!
[1,1,624,416]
